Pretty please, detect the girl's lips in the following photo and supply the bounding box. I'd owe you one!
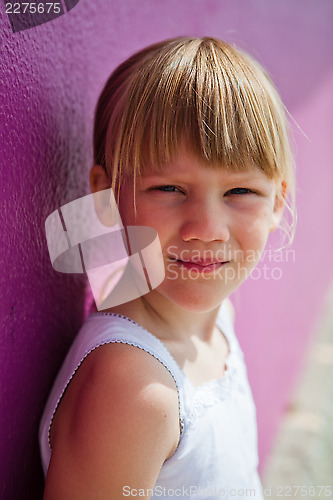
[174,259,229,273]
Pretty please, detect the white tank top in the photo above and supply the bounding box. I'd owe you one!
[39,303,264,499]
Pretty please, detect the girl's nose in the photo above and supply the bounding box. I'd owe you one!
[179,202,230,243]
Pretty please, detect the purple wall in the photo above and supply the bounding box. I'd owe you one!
[1,1,332,498]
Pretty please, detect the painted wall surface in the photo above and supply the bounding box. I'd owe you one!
[1,0,332,498]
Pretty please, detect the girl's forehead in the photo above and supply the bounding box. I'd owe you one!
[140,145,267,180]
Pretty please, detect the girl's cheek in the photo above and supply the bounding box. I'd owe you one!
[238,213,271,248]
[244,201,274,228]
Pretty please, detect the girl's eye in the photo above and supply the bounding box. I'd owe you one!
[225,188,255,196]
[155,185,183,193]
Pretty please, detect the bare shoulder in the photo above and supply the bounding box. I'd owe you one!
[44,343,180,499]
[223,297,235,324]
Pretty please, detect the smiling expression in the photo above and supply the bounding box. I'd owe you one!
[118,145,284,313]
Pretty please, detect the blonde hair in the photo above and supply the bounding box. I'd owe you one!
[93,36,295,243]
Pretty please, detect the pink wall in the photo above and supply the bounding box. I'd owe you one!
[1,1,332,497]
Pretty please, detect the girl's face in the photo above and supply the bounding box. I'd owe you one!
[118,144,284,313]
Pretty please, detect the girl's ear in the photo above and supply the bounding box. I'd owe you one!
[270,180,287,232]
[90,164,111,193]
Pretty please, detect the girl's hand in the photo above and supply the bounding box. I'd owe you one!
[43,343,180,500]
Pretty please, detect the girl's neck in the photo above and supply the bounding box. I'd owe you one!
[102,292,221,344]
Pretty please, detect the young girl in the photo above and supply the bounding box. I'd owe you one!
[39,37,295,499]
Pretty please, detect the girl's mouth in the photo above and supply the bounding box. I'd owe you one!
[171,259,229,273]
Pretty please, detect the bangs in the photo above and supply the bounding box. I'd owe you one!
[103,38,292,191]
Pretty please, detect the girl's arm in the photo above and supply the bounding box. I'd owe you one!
[43,343,180,500]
